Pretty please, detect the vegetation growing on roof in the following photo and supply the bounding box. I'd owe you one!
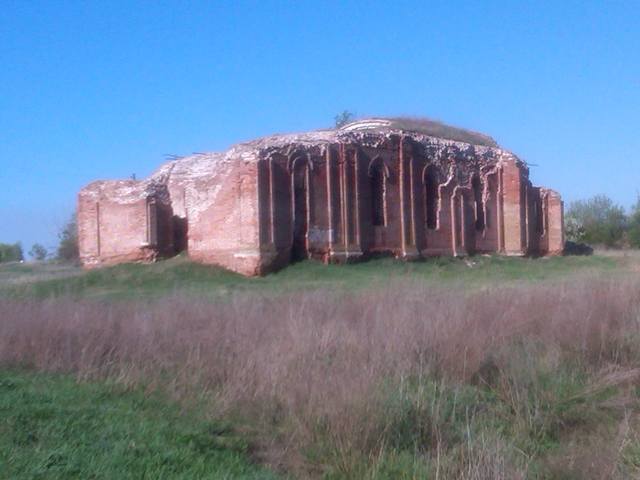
[334,110,355,128]
[342,116,499,147]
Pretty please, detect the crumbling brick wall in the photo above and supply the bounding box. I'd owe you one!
[78,119,564,275]
[77,180,172,267]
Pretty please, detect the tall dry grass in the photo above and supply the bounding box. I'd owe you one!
[2,276,640,478]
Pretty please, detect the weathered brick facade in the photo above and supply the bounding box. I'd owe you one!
[78,119,564,275]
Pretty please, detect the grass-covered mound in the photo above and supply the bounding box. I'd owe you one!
[0,253,618,300]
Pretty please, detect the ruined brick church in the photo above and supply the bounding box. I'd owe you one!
[78,118,564,276]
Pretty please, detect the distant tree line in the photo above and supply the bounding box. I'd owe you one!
[566,194,640,248]
[0,242,24,262]
[0,214,79,264]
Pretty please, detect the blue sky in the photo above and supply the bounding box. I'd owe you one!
[1,0,639,253]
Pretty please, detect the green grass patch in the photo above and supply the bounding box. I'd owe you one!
[0,370,277,479]
[0,254,619,300]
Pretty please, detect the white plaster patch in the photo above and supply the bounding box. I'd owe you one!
[308,227,330,244]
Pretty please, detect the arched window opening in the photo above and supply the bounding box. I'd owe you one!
[472,175,485,231]
[370,162,386,226]
[291,158,310,261]
[424,166,439,230]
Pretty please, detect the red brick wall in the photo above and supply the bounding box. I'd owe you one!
[501,158,527,255]
[474,169,500,253]
[545,189,564,255]
[78,181,170,267]
[186,161,262,275]
[79,136,564,275]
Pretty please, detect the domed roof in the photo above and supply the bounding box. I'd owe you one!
[340,117,498,147]
[147,116,503,186]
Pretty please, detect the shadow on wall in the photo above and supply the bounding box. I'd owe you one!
[172,216,188,254]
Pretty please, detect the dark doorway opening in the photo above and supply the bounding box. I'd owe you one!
[291,162,309,261]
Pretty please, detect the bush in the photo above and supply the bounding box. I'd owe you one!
[334,110,354,128]
[627,196,640,248]
[0,242,23,263]
[565,195,626,247]
[28,243,48,261]
[56,214,78,262]
[563,240,594,256]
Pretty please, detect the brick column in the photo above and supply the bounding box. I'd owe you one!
[545,189,564,255]
[399,137,419,259]
[326,146,337,254]
[328,144,362,262]
[501,158,527,255]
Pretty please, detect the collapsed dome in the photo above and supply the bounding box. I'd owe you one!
[340,117,498,148]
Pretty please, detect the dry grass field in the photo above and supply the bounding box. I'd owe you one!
[2,254,640,478]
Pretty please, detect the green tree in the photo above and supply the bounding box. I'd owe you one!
[565,195,626,247]
[627,195,640,248]
[57,214,79,262]
[0,242,24,262]
[29,243,48,261]
[334,110,354,128]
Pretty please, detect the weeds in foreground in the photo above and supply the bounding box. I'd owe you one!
[2,276,640,478]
